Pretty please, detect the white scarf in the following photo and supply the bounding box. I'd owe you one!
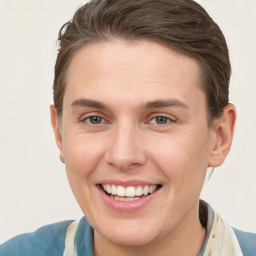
[202,212,243,255]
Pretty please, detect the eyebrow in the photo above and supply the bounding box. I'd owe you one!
[71,99,108,109]
[71,98,189,110]
[142,99,189,110]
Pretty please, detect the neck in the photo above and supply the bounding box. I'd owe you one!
[94,202,206,256]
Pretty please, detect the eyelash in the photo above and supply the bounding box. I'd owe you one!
[80,115,107,125]
[149,116,174,125]
[80,114,176,127]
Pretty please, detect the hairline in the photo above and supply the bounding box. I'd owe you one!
[56,37,216,127]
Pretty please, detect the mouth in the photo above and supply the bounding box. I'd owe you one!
[100,184,162,201]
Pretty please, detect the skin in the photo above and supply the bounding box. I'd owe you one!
[51,40,236,256]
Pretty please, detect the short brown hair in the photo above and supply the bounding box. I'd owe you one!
[53,0,231,123]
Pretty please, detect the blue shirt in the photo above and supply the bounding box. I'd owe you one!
[1,202,256,255]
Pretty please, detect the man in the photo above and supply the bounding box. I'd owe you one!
[1,0,256,255]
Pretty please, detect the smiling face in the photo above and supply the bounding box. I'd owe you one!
[51,40,232,254]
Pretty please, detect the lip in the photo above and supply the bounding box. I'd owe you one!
[96,182,162,213]
[97,179,158,187]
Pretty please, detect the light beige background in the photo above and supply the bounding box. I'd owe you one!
[0,0,256,243]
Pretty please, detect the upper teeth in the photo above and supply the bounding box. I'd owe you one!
[102,184,158,197]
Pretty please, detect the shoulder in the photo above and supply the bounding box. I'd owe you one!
[233,227,256,256]
[0,220,73,256]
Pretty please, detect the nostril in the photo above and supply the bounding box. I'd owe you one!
[105,149,147,170]
[104,132,147,169]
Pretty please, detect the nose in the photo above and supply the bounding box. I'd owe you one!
[105,124,147,170]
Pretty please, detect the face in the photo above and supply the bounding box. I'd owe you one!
[52,40,219,248]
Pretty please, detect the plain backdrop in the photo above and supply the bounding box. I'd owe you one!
[0,0,256,244]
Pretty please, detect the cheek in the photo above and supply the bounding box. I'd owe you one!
[63,134,105,176]
[62,134,107,209]
[148,132,210,191]
[62,135,107,214]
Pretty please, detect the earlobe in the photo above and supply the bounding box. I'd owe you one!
[208,104,236,167]
[50,105,65,163]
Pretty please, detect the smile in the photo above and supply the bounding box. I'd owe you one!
[101,184,161,201]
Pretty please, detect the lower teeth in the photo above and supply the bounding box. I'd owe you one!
[110,195,141,201]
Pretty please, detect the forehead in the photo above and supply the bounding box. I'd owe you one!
[64,40,204,109]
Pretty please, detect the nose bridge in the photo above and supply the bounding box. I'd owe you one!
[105,121,146,169]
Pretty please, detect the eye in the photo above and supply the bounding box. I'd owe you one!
[151,116,171,124]
[85,116,104,124]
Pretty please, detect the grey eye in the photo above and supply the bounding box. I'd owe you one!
[155,116,169,124]
[89,116,103,124]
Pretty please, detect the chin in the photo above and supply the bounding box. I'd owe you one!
[94,219,163,247]
[105,231,156,247]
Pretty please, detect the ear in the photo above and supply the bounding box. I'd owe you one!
[50,105,65,163]
[208,104,236,167]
